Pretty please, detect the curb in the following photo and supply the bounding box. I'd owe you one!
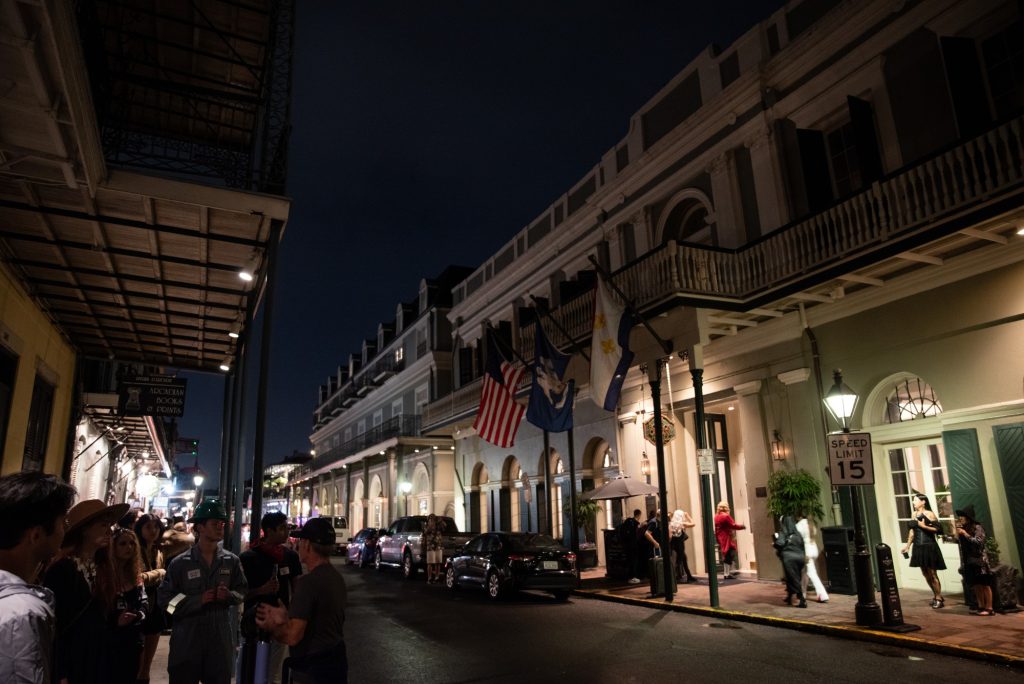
[573,587,1024,669]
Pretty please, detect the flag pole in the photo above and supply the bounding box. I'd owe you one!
[587,255,672,356]
[529,296,590,363]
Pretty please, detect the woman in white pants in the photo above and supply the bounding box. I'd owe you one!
[796,513,829,603]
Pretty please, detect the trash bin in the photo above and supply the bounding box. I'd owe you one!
[821,526,857,595]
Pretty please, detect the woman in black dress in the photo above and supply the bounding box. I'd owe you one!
[95,527,147,684]
[44,499,129,684]
[134,514,166,684]
[899,493,946,608]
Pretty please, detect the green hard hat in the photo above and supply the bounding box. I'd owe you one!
[188,498,228,523]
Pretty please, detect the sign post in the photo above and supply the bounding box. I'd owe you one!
[875,543,921,632]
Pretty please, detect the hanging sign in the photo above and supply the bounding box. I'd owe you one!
[697,448,715,475]
[118,375,188,417]
[826,432,874,485]
[643,416,676,445]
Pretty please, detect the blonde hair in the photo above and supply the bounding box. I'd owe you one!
[716,501,730,513]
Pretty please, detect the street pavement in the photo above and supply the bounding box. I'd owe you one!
[146,557,1024,679]
[576,567,1024,667]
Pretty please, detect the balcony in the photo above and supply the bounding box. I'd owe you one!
[291,413,423,480]
[517,115,1024,359]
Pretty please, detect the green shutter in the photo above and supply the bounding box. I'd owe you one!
[993,423,1024,565]
[942,428,991,527]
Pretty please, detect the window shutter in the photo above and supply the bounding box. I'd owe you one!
[942,428,991,527]
[940,37,991,138]
[847,96,883,185]
[993,423,1024,564]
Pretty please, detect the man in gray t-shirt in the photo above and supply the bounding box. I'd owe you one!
[257,518,347,684]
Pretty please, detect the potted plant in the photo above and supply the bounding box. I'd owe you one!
[766,469,825,522]
[564,497,602,568]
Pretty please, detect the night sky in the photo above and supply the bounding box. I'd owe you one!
[179,1,785,482]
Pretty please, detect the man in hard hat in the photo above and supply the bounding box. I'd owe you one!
[158,498,248,684]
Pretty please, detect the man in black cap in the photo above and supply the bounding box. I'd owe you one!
[256,517,347,684]
[158,498,248,684]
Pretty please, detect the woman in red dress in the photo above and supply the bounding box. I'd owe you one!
[714,501,745,579]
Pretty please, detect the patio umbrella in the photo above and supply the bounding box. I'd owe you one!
[580,476,660,501]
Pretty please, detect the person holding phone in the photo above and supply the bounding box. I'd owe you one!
[900,494,946,608]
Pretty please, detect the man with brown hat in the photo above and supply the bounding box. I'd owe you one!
[158,498,248,684]
[0,472,76,684]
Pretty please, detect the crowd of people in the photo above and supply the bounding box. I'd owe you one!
[0,471,348,684]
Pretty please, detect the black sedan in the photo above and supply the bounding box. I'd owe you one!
[444,532,577,601]
[346,527,384,567]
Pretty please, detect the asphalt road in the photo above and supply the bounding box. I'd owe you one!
[338,558,1023,684]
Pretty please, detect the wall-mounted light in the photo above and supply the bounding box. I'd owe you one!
[640,452,651,477]
[219,363,230,372]
[228,331,240,339]
[770,430,786,461]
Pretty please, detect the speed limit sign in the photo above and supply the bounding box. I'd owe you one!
[826,432,874,485]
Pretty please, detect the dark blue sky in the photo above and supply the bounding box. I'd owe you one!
[179,1,784,480]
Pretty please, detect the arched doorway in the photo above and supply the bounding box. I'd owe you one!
[350,478,365,531]
[501,456,526,532]
[368,474,385,528]
[864,373,957,594]
[470,463,489,533]
[412,462,431,516]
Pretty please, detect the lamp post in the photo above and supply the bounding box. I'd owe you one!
[823,369,882,627]
[400,479,412,516]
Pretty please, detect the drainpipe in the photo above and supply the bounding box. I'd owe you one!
[799,304,841,526]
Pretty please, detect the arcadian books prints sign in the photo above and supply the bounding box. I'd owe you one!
[118,375,188,417]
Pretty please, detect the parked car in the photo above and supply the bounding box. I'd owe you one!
[313,515,350,554]
[346,527,384,567]
[375,515,475,579]
[445,532,577,601]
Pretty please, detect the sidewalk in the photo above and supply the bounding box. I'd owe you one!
[575,568,1024,667]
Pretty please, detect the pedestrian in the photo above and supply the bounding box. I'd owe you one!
[714,501,745,579]
[241,511,303,684]
[954,505,994,616]
[0,472,76,684]
[899,493,946,609]
[44,498,131,683]
[158,498,248,684]
[796,511,828,603]
[774,515,807,608]
[95,527,147,684]
[423,514,445,583]
[256,517,348,684]
[669,509,696,583]
[134,514,166,684]
[160,517,194,566]
[617,509,642,584]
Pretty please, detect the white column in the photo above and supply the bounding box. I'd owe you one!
[746,122,789,234]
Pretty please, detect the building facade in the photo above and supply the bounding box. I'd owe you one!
[289,267,471,532]
[419,0,1024,592]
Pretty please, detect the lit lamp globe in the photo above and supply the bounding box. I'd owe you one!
[823,369,858,432]
[136,474,160,499]
[399,481,413,495]
[193,472,205,488]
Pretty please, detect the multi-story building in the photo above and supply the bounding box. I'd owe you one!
[0,1,293,506]
[289,266,471,531]
[422,0,1024,593]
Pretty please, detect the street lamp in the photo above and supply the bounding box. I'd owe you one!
[399,479,412,516]
[823,369,882,626]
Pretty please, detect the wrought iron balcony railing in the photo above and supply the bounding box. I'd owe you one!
[293,413,422,480]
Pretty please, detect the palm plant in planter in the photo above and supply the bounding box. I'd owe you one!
[564,497,602,568]
[766,469,825,522]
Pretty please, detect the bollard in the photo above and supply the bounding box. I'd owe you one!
[874,543,921,633]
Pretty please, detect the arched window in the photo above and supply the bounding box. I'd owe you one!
[659,189,715,246]
[883,377,942,423]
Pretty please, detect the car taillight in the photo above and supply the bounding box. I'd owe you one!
[565,553,576,565]
[508,554,535,562]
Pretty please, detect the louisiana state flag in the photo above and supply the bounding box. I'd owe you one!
[526,323,574,432]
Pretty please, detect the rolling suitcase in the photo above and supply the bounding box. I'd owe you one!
[648,548,677,597]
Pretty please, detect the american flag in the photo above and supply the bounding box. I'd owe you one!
[473,331,525,448]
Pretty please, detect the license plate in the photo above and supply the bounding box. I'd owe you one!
[542,560,558,570]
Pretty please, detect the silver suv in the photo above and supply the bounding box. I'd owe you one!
[375,515,473,579]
